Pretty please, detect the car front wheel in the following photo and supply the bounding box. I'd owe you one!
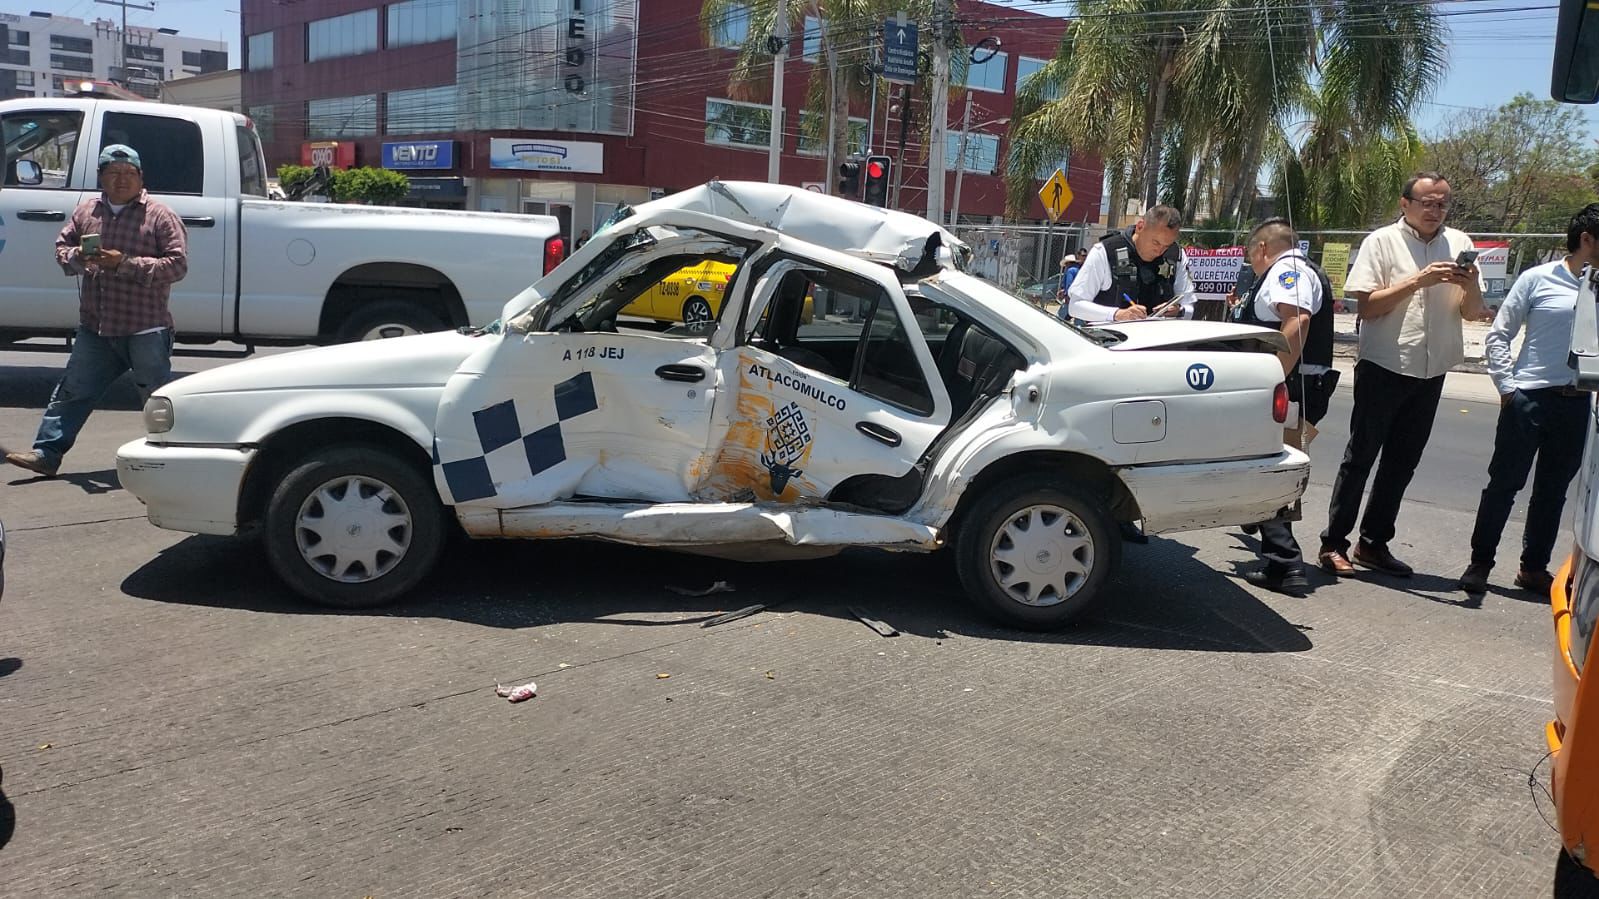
[264,445,446,608]
[682,296,714,326]
[955,477,1119,630]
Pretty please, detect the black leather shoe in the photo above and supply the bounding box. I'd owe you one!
[1459,562,1492,594]
[1353,541,1413,577]
[1515,568,1555,598]
[1245,567,1310,597]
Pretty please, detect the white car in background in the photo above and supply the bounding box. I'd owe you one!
[116,182,1308,630]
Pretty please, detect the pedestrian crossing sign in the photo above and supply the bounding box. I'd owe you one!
[1040,169,1072,222]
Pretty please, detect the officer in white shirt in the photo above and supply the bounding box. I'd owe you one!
[1233,218,1337,595]
[1067,206,1196,323]
[1459,203,1599,596]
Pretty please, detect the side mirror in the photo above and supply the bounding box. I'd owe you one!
[14,160,42,186]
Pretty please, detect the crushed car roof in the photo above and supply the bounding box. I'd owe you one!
[626,181,972,275]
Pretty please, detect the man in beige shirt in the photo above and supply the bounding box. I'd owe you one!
[1318,172,1489,577]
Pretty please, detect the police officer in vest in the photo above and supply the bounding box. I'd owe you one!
[1067,205,1196,323]
[1233,218,1338,595]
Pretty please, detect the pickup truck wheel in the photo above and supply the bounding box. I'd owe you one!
[264,445,446,608]
[955,478,1119,631]
[336,301,446,342]
[682,296,714,326]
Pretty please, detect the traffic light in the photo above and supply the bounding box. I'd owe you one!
[863,155,892,207]
[838,160,861,197]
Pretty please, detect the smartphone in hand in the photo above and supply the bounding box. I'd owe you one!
[1455,249,1479,268]
[80,233,101,256]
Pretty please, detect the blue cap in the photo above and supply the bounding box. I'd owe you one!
[98,144,141,171]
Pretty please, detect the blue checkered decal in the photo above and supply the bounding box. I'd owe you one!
[438,372,600,503]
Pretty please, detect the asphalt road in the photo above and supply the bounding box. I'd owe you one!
[0,341,1582,897]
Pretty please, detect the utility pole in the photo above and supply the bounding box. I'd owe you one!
[949,91,972,227]
[892,84,911,211]
[767,0,788,184]
[96,0,155,78]
[925,0,950,223]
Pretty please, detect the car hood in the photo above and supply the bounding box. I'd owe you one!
[160,331,489,398]
[1094,319,1288,354]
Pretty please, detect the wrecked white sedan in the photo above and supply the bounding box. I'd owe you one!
[116,182,1308,629]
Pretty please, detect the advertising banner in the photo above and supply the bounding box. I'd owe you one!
[1476,240,1511,298]
[489,139,604,174]
[1322,242,1351,297]
[1184,246,1247,301]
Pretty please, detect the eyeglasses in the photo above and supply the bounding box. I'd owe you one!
[1406,199,1451,212]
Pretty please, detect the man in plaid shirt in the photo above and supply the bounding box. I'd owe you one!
[6,144,188,478]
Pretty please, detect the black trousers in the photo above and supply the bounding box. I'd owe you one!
[1321,360,1446,553]
[1469,388,1590,572]
[1257,370,1341,575]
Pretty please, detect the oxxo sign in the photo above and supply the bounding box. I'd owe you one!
[564,0,588,94]
[381,140,456,171]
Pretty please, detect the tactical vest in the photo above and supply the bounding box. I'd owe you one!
[1091,229,1183,309]
[1232,252,1334,370]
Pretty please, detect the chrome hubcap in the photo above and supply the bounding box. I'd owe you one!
[361,323,423,340]
[684,300,712,325]
[988,504,1094,607]
[294,475,413,583]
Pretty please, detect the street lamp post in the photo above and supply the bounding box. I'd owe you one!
[949,94,1007,229]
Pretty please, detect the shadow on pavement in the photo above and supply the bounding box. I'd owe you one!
[0,782,12,852]
[0,658,20,679]
[119,530,1312,654]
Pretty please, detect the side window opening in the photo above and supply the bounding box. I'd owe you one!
[101,111,204,195]
[1,110,83,189]
[237,124,267,197]
[857,292,936,416]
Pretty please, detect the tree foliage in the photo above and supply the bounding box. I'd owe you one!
[276,165,411,205]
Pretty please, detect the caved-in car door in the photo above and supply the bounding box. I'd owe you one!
[433,220,759,509]
[702,255,952,505]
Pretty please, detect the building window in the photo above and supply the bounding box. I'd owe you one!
[125,44,164,63]
[307,9,379,62]
[51,54,95,74]
[8,30,28,47]
[49,35,93,55]
[0,48,27,66]
[964,50,1008,93]
[705,98,769,149]
[14,71,34,87]
[247,104,275,143]
[803,16,820,61]
[711,4,749,49]
[182,50,201,67]
[246,31,274,70]
[1016,56,1059,100]
[797,111,867,156]
[386,84,456,134]
[388,0,457,49]
[307,94,378,138]
[945,132,999,174]
[1033,152,1070,182]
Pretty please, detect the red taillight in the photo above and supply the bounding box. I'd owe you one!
[543,237,565,275]
[1272,382,1289,423]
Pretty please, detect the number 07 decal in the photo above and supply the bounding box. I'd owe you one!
[1186,363,1215,391]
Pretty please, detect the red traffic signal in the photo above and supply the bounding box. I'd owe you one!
[863,155,892,208]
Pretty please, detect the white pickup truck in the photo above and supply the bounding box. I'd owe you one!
[117,182,1310,630]
[0,96,561,345]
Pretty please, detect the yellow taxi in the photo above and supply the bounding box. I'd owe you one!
[622,260,813,327]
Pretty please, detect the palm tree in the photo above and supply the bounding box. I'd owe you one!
[1004,0,1446,227]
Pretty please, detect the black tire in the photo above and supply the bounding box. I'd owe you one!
[263,444,446,608]
[335,300,447,342]
[955,477,1120,630]
[681,296,714,326]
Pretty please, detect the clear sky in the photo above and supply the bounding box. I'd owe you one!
[7,0,1595,143]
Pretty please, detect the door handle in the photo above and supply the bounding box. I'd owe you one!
[856,421,903,447]
[17,210,65,222]
[655,364,706,383]
[181,216,216,228]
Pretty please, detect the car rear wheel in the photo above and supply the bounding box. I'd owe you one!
[955,477,1119,630]
[682,296,714,326]
[264,445,446,608]
[336,300,446,342]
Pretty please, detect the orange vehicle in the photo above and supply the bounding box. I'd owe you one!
[1548,0,1599,888]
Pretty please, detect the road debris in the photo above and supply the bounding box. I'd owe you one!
[656,673,672,679]
[703,604,765,627]
[666,580,736,597]
[494,681,537,703]
[849,607,899,637]
[765,670,775,679]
